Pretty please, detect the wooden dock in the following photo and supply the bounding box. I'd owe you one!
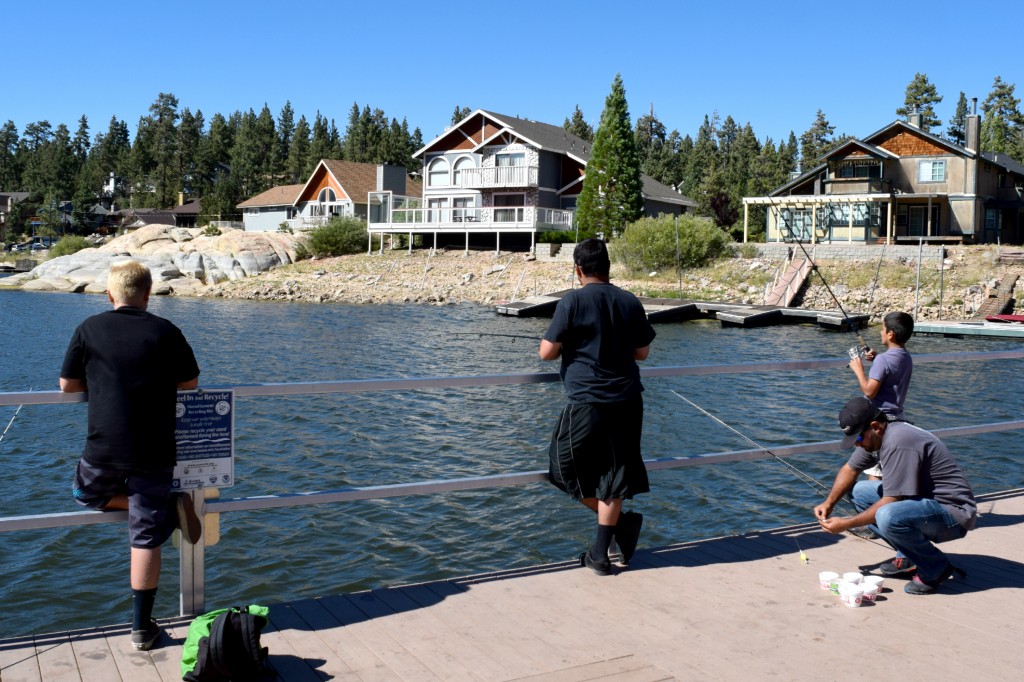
[497,291,868,330]
[914,320,1024,339]
[3,488,1021,681]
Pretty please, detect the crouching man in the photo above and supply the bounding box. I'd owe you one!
[814,396,976,595]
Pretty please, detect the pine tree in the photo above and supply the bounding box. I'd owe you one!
[980,76,1024,158]
[146,92,181,207]
[176,108,204,196]
[947,92,969,146]
[799,110,835,168]
[450,106,471,126]
[896,72,943,131]
[634,105,668,181]
[307,113,331,176]
[681,114,717,199]
[287,115,311,183]
[275,101,295,181]
[72,115,90,167]
[575,74,644,238]
[563,105,594,142]
[0,120,18,190]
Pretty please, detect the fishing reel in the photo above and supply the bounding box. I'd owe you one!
[848,346,865,362]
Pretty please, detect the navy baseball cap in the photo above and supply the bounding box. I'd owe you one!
[838,397,885,449]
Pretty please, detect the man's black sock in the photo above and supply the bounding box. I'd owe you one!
[591,524,615,559]
[132,588,158,630]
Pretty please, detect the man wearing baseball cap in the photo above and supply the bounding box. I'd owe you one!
[813,396,977,594]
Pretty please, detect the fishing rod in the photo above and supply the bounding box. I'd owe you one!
[452,332,543,343]
[669,390,893,549]
[762,194,872,356]
[0,393,27,445]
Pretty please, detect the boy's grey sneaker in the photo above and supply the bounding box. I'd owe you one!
[130,619,160,651]
[878,556,917,577]
[175,493,202,545]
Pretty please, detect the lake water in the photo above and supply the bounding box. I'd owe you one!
[1,288,1022,638]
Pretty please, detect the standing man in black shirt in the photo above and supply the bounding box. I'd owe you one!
[540,238,656,575]
[61,259,201,650]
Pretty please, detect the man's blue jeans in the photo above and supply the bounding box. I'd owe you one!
[851,480,967,582]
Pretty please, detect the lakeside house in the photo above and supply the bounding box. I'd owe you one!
[366,109,695,252]
[742,104,1024,245]
[237,160,422,233]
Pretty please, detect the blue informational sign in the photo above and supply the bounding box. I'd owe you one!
[172,389,234,490]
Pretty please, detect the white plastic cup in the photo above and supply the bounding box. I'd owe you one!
[830,579,849,596]
[861,584,879,602]
[843,571,863,584]
[819,571,839,589]
[840,583,864,608]
[863,575,885,592]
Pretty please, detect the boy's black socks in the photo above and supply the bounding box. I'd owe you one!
[132,587,158,630]
[591,523,615,559]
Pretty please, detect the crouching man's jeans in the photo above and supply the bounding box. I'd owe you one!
[851,480,967,582]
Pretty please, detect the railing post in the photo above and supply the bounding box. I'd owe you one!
[179,492,206,617]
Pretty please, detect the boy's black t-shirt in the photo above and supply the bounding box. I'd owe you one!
[543,282,656,403]
[61,306,200,470]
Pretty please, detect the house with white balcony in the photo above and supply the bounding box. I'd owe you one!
[368,110,695,252]
[239,160,419,232]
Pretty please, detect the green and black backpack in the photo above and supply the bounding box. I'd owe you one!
[181,605,272,681]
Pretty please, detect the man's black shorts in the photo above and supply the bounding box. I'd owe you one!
[547,396,650,500]
[72,459,177,549]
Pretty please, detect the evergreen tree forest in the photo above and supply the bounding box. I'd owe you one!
[0,95,423,238]
[3,73,1023,243]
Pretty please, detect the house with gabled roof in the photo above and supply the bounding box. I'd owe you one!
[238,160,421,232]
[742,105,1024,245]
[367,109,696,253]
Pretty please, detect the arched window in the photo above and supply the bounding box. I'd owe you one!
[452,157,474,186]
[428,158,450,187]
[318,188,337,202]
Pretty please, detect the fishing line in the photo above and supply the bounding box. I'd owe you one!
[669,389,894,550]
[762,194,871,354]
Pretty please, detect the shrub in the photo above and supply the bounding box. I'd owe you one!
[48,235,94,258]
[537,230,578,244]
[610,214,731,273]
[736,242,759,259]
[305,216,368,257]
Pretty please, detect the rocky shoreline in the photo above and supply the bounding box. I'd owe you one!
[4,229,1021,325]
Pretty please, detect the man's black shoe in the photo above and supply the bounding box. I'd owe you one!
[614,511,643,566]
[878,556,917,578]
[579,550,611,576]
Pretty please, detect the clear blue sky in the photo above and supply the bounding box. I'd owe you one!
[7,0,1022,150]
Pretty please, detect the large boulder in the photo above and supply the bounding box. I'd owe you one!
[0,224,305,296]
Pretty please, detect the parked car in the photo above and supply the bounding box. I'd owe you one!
[30,243,47,251]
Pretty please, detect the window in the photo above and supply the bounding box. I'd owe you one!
[985,209,1001,231]
[918,159,946,182]
[452,197,478,222]
[495,152,525,167]
[427,198,448,222]
[452,157,474,186]
[427,158,450,187]
[493,193,525,222]
[317,188,337,202]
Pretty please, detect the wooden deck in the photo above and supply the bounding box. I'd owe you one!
[3,488,1022,681]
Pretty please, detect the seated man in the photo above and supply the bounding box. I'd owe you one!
[814,396,976,595]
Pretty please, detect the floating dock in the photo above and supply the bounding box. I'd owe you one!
[914,319,1024,339]
[497,291,868,331]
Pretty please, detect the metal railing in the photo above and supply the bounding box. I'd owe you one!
[3,348,1024,615]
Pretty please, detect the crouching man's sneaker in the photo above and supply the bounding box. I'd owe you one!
[878,556,916,577]
[904,563,965,595]
[130,619,161,651]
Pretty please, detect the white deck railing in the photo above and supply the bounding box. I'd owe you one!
[459,165,539,189]
[4,348,1024,616]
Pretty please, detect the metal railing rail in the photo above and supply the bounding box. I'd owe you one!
[3,348,1024,614]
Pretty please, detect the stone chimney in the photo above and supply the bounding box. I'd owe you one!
[908,106,922,129]
[965,97,981,152]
